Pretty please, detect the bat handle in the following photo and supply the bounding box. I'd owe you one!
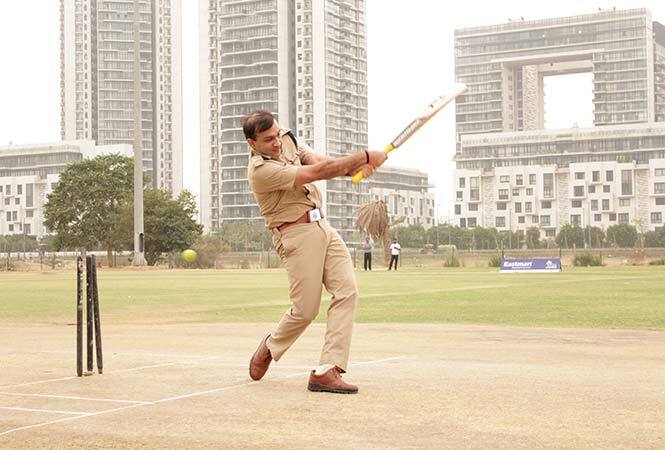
[351,144,394,184]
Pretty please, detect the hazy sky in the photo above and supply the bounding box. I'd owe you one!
[1,0,664,220]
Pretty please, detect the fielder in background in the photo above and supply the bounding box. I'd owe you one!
[243,110,387,394]
[361,236,373,271]
[389,238,401,270]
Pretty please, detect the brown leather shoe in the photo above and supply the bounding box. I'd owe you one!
[249,334,272,381]
[307,367,358,394]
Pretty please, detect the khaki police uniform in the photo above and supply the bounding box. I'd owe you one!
[248,130,357,372]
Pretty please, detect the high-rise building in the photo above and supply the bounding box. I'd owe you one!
[200,0,368,240]
[453,8,665,236]
[60,0,182,193]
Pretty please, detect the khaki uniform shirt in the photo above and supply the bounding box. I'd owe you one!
[248,129,323,229]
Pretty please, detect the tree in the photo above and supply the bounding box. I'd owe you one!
[555,224,585,249]
[606,224,639,248]
[396,224,426,248]
[584,226,605,248]
[115,189,203,265]
[526,227,542,249]
[644,226,665,248]
[215,220,272,252]
[0,234,39,253]
[43,154,133,265]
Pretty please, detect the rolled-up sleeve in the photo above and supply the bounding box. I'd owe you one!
[251,161,299,193]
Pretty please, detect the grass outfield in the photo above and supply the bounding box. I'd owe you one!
[0,266,664,329]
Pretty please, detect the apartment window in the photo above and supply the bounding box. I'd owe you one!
[541,201,551,209]
[606,170,614,181]
[498,189,509,200]
[526,188,533,196]
[618,213,629,224]
[5,185,10,195]
[609,213,617,221]
[621,170,632,196]
[12,211,17,221]
[14,198,20,205]
[470,177,479,201]
[540,215,551,226]
[532,215,539,224]
[24,224,31,235]
[469,203,478,211]
[5,212,10,221]
[495,216,505,227]
[25,184,33,207]
[574,186,585,197]
[571,200,582,208]
[570,215,581,226]
[0,186,2,193]
[515,202,522,213]
[8,225,13,232]
[454,205,461,215]
[518,216,525,224]
[546,229,556,238]
[656,197,665,205]
[655,183,665,194]
[460,218,466,228]
[3,198,8,205]
[588,185,596,194]
[468,218,477,227]
[655,168,665,176]
[459,177,465,188]
[529,174,536,185]
[619,199,631,207]
[594,214,602,222]
[500,175,510,183]
[575,172,584,180]
[525,202,532,213]
[603,185,611,193]
[17,185,22,195]
[516,174,523,186]
[592,171,600,182]
[26,210,33,218]
[591,200,598,211]
[497,202,507,211]
[652,212,663,224]
[512,188,519,196]
[602,199,610,210]
[543,173,553,198]
[456,191,463,200]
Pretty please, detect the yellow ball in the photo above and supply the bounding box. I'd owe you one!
[181,249,197,263]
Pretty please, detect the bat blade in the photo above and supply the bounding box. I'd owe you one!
[391,82,468,149]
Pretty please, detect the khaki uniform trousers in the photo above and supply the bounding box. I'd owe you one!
[269,219,357,372]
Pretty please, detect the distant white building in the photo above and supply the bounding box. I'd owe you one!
[454,8,665,236]
[368,167,436,229]
[0,141,132,238]
[455,124,665,235]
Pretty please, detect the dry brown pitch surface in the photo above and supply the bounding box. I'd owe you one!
[1,322,664,449]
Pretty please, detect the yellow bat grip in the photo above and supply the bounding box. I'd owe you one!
[351,144,394,184]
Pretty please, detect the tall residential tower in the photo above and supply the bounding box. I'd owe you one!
[60,0,183,193]
[200,0,368,240]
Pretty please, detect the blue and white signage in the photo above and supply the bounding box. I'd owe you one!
[500,258,562,273]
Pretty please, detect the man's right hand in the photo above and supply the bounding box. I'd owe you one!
[367,151,388,168]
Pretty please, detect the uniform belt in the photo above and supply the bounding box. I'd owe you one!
[277,208,324,231]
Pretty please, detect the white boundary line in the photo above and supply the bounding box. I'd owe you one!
[0,356,404,438]
[0,392,150,405]
[0,407,90,416]
[0,363,178,390]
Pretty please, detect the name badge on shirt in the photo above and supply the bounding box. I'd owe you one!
[308,209,322,222]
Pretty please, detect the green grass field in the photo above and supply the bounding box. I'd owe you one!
[1,266,664,329]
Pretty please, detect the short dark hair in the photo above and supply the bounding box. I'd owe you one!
[241,110,275,140]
